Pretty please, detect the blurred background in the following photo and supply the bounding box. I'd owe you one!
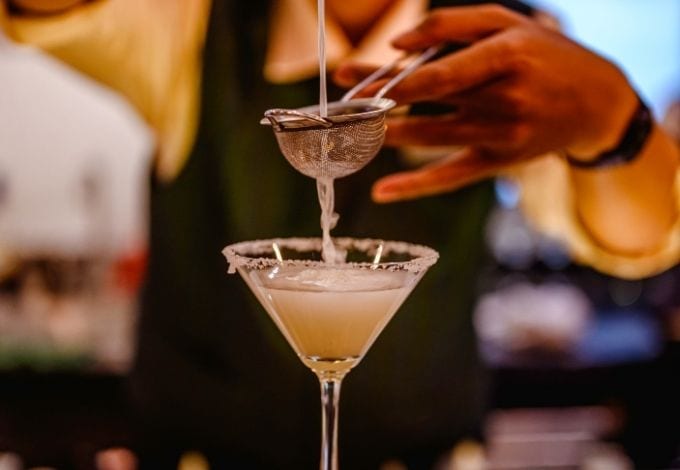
[1,3,152,466]
[473,1,680,468]
[0,0,679,469]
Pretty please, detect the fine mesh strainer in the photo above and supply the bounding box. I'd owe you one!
[261,46,440,179]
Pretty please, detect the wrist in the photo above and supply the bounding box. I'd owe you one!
[566,95,653,169]
[567,81,639,163]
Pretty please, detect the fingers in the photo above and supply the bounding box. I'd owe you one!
[385,114,515,147]
[372,147,505,203]
[393,4,528,51]
[357,36,516,103]
[337,5,533,103]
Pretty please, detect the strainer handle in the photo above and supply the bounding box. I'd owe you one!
[341,59,401,102]
[374,45,441,99]
[341,45,441,102]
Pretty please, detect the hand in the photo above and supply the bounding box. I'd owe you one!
[335,5,638,202]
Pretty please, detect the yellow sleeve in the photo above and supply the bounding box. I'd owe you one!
[511,153,680,279]
[1,0,211,182]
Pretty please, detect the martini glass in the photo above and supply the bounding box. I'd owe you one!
[223,237,438,470]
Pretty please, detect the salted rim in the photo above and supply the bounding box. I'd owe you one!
[223,237,438,274]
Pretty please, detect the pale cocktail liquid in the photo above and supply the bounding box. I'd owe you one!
[261,268,415,374]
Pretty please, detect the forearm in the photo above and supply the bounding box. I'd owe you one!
[570,122,680,256]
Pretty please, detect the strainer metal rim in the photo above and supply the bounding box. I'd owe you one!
[260,97,396,128]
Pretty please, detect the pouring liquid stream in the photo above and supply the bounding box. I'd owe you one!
[317,0,340,264]
[318,0,328,118]
[317,176,340,263]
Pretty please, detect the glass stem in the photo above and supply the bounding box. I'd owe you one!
[319,377,342,470]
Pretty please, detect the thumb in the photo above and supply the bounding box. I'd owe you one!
[372,147,503,203]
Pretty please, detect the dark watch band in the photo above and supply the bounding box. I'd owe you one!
[566,96,653,169]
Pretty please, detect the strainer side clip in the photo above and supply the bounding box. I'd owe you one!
[264,108,334,132]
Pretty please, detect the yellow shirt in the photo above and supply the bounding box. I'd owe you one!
[511,149,680,279]
[0,0,210,182]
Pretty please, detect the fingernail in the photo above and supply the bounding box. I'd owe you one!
[371,186,387,203]
[371,184,399,204]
